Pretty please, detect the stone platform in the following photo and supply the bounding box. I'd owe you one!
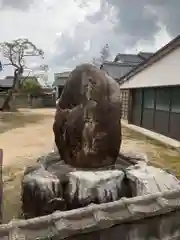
[65,169,128,209]
[21,151,180,219]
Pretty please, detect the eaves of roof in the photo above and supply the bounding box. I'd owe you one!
[119,35,180,82]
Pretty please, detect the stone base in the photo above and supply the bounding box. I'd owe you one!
[21,165,67,218]
[21,152,134,218]
[126,163,180,196]
[21,151,180,219]
[65,169,131,209]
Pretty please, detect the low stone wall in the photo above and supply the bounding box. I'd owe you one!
[0,93,56,109]
[0,93,28,108]
[0,189,180,239]
[1,151,180,239]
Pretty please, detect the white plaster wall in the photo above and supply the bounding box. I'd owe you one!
[120,47,180,89]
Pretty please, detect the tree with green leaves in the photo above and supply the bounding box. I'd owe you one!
[21,78,42,97]
[0,38,44,111]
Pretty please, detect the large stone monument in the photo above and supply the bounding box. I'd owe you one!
[53,63,122,168]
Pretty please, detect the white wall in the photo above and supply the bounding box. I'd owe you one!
[120,46,180,89]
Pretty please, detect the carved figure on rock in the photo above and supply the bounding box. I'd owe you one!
[53,63,122,168]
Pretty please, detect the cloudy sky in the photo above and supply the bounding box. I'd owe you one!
[0,0,179,82]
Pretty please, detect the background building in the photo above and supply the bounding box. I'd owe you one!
[53,71,71,99]
[120,35,180,141]
[101,52,153,119]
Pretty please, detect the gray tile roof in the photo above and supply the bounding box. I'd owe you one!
[102,52,153,81]
[0,76,13,87]
[114,52,153,63]
[114,54,142,64]
[102,62,135,80]
[0,76,38,88]
[138,52,154,60]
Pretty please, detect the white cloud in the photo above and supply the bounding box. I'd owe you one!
[0,0,179,83]
[128,26,172,54]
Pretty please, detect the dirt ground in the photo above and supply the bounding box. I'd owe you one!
[0,108,55,167]
[0,108,55,223]
[1,108,180,223]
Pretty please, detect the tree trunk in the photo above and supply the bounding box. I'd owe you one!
[0,89,13,111]
[0,68,21,111]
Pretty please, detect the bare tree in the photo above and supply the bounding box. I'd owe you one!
[92,44,110,68]
[100,44,110,64]
[39,64,49,86]
[91,57,100,67]
[40,64,49,72]
[0,38,44,111]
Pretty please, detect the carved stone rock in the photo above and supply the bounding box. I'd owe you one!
[53,64,122,168]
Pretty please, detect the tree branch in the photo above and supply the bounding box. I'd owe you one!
[19,71,31,87]
[18,45,23,67]
[9,44,19,68]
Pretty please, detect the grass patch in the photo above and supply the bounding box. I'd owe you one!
[123,127,170,148]
[152,153,180,179]
[122,126,180,178]
[0,111,51,134]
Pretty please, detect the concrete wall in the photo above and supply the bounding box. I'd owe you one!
[120,46,180,89]
[0,93,29,108]
[0,93,56,109]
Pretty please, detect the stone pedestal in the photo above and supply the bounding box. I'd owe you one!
[21,160,133,218]
[21,151,156,218]
[21,165,66,218]
[65,169,131,209]
[126,163,180,196]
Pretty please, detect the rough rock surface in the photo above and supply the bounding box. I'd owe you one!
[53,63,122,168]
[21,163,67,218]
[7,189,180,239]
[21,151,133,218]
[21,151,180,219]
[65,169,131,209]
[126,163,180,196]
